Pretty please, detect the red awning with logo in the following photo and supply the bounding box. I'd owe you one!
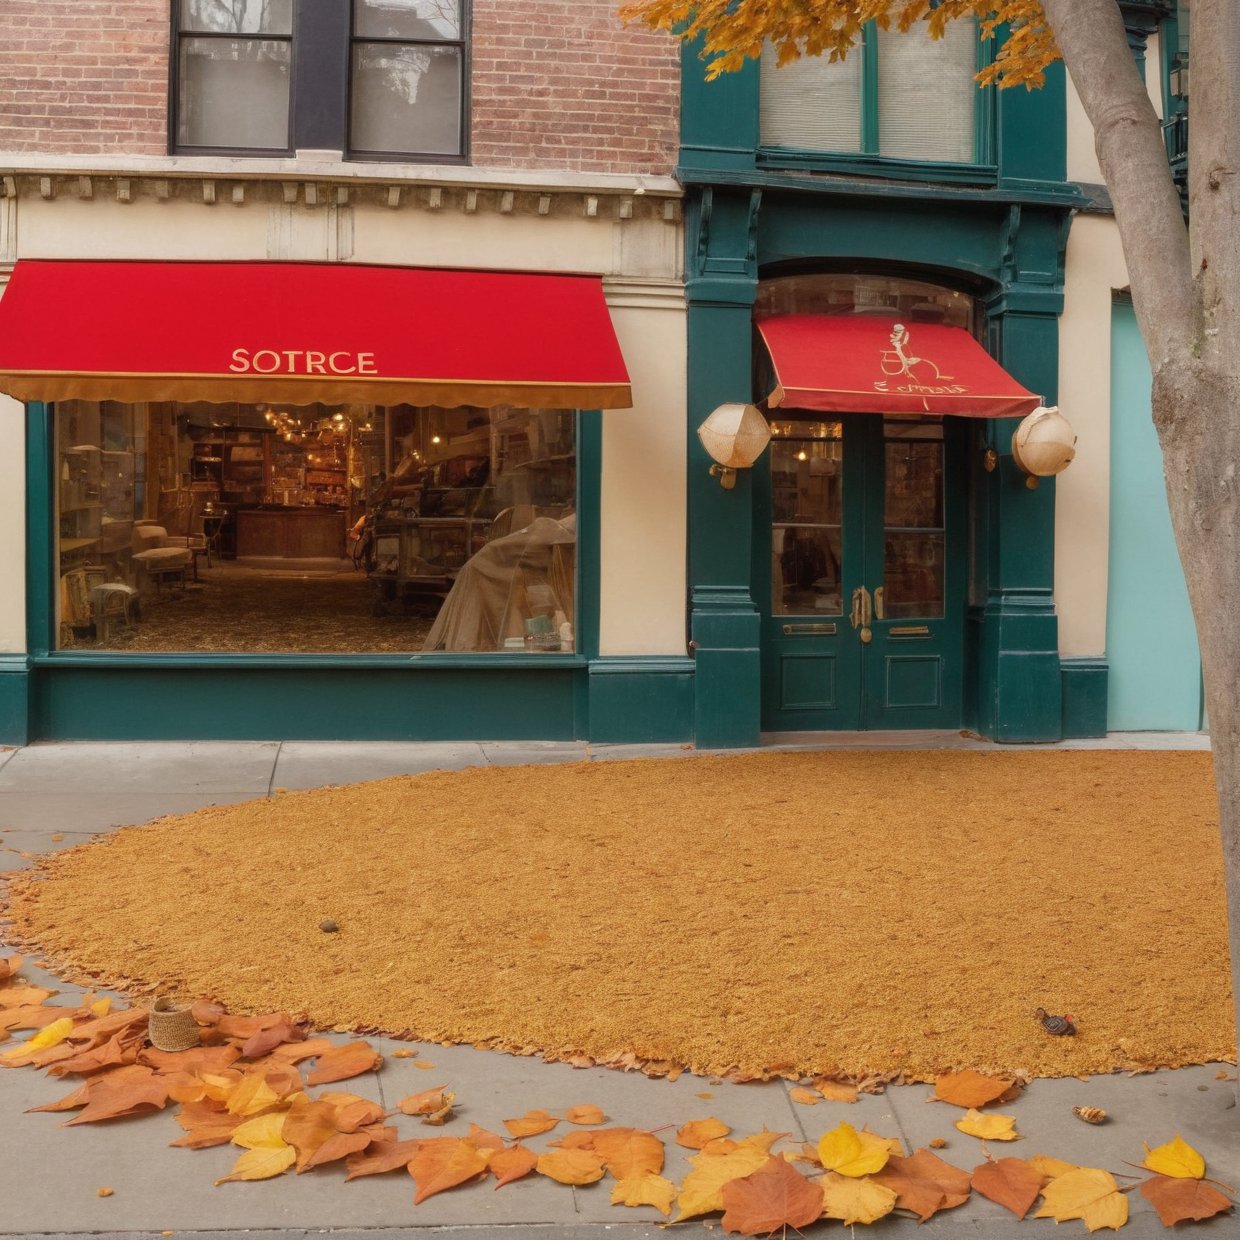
[757,313,1040,419]
[0,260,633,409]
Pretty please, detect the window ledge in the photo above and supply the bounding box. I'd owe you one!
[0,152,681,200]
[35,651,590,671]
[757,148,998,187]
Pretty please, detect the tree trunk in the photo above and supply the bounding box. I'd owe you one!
[1153,360,1240,1089]
[1043,0,1240,1086]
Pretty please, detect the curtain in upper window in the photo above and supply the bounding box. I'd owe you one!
[759,19,980,164]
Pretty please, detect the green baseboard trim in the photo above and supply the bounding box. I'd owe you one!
[587,657,695,743]
[1061,657,1109,739]
[28,664,581,742]
[0,656,31,746]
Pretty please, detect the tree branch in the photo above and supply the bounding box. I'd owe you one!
[1041,0,1194,366]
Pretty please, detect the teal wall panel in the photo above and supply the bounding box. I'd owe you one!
[30,665,583,741]
[0,658,30,746]
[1061,657,1108,739]
[587,659,695,743]
[1106,301,1202,730]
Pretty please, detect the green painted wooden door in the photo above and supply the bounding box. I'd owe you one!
[758,415,966,731]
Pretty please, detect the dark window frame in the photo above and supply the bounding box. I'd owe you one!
[169,0,471,163]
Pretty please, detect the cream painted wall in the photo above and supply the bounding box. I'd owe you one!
[1067,32,1165,184]
[1056,213,1132,657]
[598,288,686,657]
[0,391,26,654]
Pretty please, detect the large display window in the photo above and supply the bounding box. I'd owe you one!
[53,401,577,655]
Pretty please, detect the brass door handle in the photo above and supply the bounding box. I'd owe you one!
[850,587,864,630]
[874,586,885,621]
[853,586,873,644]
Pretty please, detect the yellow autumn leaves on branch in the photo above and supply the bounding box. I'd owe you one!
[618,0,1059,89]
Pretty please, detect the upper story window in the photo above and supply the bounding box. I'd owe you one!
[173,0,467,161]
[759,19,982,166]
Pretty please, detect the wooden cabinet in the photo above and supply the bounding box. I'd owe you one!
[235,507,346,561]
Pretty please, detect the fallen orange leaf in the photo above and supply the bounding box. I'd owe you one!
[789,1087,820,1106]
[491,1144,538,1188]
[537,1148,606,1185]
[566,1104,606,1125]
[62,1065,170,1126]
[720,1154,824,1235]
[611,1172,677,1216]
[931,1070,1016,1110]
[503,1108,559,1139]
[344,1138,423,1181]
[398,1085,451,1116]
[303,1042,382,1087]
[972,1157,1048,1219]
[870,1149,972,1222]
[407,1137,490,1204]
[677,1117,732,1150]
[1140,1174,1234,1226]
[591,1127,665,1179]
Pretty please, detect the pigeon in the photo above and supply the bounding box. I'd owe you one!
[1035,1007,1075,1036]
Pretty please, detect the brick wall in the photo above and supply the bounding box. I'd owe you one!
[0,0,679,175]
[0,1,168,155]
[471,0,679,175]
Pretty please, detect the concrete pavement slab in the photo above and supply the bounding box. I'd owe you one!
[272,742,491,790]
[0,790,271,837]
[478,742,592,766]
[0,742,280,796]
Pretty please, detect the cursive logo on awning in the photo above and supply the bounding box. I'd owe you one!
[873,323,964,401]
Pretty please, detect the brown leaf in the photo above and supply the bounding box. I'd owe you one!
[537,1148,606,1185]
[344,1138,423,1181]
[592,1127,666,1179]
[170,1111,244,1149]
[303,1042,382,1086]
[47,1030,141,1077]
[407,1137,490,1203]
[1140,1175,1235,1226]
[931,1070,1016,1109]
[398,1085,451,1116]
[241,1017,307,1060]
[0,954,24,980]
[62,1065,170,1126]
[265,1036,336,1066]
[677,1117,732,1149]
[503,1108,559,1138]
[140,1045,242,1076]
[322,1094,386,1133]
[550,1129,598,1151]
[301,1129,373,1172]
[28,1078,92,1113]
[190,1000,225,1026]
[491,1144,538,1188]
[566,1104,606,1125]
[0,984,54,1010]
[720,1156,824,1235]
[789,1087,820,1106]
[0,1005,77,1034]
[283,1100,340,1171]
[972,1157,1048,1219]
[871,1148,972,1222]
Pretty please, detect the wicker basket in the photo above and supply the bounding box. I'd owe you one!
[147,998,199,1052]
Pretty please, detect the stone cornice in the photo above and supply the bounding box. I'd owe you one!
[0,153,682,221]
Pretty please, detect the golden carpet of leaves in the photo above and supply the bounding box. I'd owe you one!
[0,955,1233,1234]
[2,750,1235,1081]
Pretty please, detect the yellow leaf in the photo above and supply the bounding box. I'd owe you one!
[3,1015,74,1058]
[1035,1167,1129,1232]
[90,999,111,1017]
[611,1172,677,1216]
[1031,1154,1079,1180]
[818,1122,890,1178]
[230,1112,288,1150]
[677,1117,732,1149]
[214,1143,296,1185]
[566,1104,606,1125]
[1142,1135,1206,1180]
[675,1146,773,1221]
[226,1073,280,1117]
[954,1109,1020,1142]
[819,1172,898,1225]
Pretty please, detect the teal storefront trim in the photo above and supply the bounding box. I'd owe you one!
[9,404,696,745]
[1061,657,1109,739]
[681,32,1074,746]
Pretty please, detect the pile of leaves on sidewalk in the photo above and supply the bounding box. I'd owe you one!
[0,955,1233,1233]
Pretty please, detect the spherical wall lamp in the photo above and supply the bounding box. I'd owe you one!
[1012,406,1077,489]
[697,403,772,489]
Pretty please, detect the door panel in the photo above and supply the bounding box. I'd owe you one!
[759,414,964,731]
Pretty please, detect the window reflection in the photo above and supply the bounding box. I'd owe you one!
[770,419,843,616]
[54,402,576,655]
[883,418,944,619]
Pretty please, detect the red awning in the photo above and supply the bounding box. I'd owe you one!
[0,260,632,409]
[757,313,1040,419]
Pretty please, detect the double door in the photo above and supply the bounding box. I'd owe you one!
[758,414,966,731]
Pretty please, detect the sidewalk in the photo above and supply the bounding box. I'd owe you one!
[0,735,1232,1240]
